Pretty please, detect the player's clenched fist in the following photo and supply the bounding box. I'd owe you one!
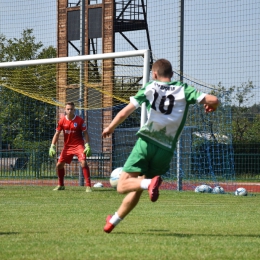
[204,104,217,113]
[102,127,113,138]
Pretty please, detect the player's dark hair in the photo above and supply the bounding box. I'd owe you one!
[152,59,173,78]
[66,102,75,107]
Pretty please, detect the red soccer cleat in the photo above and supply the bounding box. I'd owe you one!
[148,176,162,202]
[103,215,115,233]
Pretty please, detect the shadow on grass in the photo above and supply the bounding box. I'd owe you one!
[114,230,260,238]
[0,232,20,235]
[70,189,115,192]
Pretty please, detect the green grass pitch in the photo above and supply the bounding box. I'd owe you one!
[0,186,259,260]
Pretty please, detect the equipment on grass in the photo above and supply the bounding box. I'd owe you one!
[194,186,200,192]
[93,182,103,188]
[212,185,225,194]
[194,184,212,193]
[235,187,248,196]
[110,167,123,188]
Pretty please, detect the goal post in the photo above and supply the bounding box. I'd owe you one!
[0,49,151,186]
[0,49,151,69]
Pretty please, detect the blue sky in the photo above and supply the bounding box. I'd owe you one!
[0,0,56,48]
[0,0,259,103]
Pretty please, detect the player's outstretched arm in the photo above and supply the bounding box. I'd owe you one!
[200,94,219,113]
[102,103,136,138]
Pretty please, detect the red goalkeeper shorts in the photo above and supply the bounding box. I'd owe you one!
[58,145,86,164]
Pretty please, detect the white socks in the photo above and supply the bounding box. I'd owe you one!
[140,179,152,190]
[110,212,123,226]
[109,179,153,227]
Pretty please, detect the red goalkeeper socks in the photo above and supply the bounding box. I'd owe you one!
[57,168,65,186]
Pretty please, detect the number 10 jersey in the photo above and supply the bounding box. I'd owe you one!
[130,80,206,152]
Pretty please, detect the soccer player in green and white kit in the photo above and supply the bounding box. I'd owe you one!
[102,59,219,233]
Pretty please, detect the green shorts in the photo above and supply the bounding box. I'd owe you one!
[123,138,174,178]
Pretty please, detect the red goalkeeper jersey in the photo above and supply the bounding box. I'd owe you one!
[56,115,87,148]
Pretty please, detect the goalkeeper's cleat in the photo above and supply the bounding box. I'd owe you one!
[104,215,115,233]
[86,186,92,193]
[148,176,162,202]
[53,185,65,191]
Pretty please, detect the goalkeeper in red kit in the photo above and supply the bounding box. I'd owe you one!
[49,102,92,192]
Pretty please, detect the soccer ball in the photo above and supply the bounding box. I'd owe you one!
[235,187,248,196]
[194,184,212,193]
[109,167,123,188]
[93,182,103,188]
[194,186,201,192]
[212,186,225,194]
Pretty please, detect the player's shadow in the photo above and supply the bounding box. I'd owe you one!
[115,230,260,238]
[0,232,20,235]
[93,189,116,192]
[69,188,114,192]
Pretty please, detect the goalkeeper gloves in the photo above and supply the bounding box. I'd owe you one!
[49,144,56,158]
[83,143,92,157]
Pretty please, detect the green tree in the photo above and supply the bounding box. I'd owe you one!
[230,81,256,143]
[0,29,56,151]
[211,80,258,144]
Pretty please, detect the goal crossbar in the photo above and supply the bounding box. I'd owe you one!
[0,49,150,68]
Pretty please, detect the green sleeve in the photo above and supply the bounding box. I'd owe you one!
[132,81,152,107]
[184,83,205,104]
